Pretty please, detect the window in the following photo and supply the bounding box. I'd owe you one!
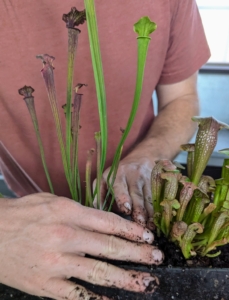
[197,0,229,63]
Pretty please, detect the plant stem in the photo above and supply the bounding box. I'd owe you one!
[107,19,156,196]
[95,132,102,209]
[37,54,73,196]
[207,211,229,245]
[107,146,123,212]
[85,149,94,207]
[18,86,54,194]
[65,28,81,179]
[221,158,229,181]
[84,0,107,174]
[71,89,83,201]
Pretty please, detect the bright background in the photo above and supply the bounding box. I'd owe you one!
[196,0,229,63]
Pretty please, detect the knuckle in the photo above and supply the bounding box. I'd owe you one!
[106,235,120,256]
[104,212,118,233]
[48,196,70,211]
[130,187,143,199]
[89,261,110,284]
[145,195,152,204]
[50,223,75,242]
[104,213,122,234]
[42,252,63,267]
[50,196,81,214]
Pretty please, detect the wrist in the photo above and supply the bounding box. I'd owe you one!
[123,138,173,167]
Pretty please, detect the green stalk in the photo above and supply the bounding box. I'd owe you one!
[62,8,86,178]
[221,157,229,181]
[213,182,222,208]
[65,28,80,177]
[107,17,157,193]
[85,149,94,207]
[95,132,102,209]
[213,179,229,211]
[207,211,229,245]
[216,221,229,240]
[71,88,83,202]
[180,144,195,179]
[184,188,209,225]
[101,144,123,211]
[107,146,123,212]
[84,0,107,174]
[36,54,73,195]
[18,86,54,194]
[190,197,209,223]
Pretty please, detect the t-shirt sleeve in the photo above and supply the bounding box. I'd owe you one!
[158,0,211,84]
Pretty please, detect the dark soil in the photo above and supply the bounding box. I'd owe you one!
[154,234,229,269]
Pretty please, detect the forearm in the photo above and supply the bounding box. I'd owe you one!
[126,93,199,165]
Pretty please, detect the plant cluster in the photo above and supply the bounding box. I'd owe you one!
[152,116,229,259]
[18,1,157,210]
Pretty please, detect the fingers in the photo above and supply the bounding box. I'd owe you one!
[143,184,155,230]
[43,278,109,300]
[106,166,153,228]
[112,179,132,215]
[63,256,160,293]
[72,206,154,244]
[130,186,148,227]
[69,229,163,265]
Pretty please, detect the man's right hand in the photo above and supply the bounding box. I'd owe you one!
[0,193,163,300]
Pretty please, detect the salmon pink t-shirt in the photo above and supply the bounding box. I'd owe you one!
[0,0,210,197]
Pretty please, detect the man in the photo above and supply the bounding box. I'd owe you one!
[0,0,210,299]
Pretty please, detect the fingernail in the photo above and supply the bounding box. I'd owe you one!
[143,229,154,243]
[124,202,131,212]
[142,276,159,292]
[152,249,164,264]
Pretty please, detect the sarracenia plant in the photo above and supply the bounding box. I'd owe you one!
[104,16,157,210]
[152,116,229,259]
[18,3,157,208]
